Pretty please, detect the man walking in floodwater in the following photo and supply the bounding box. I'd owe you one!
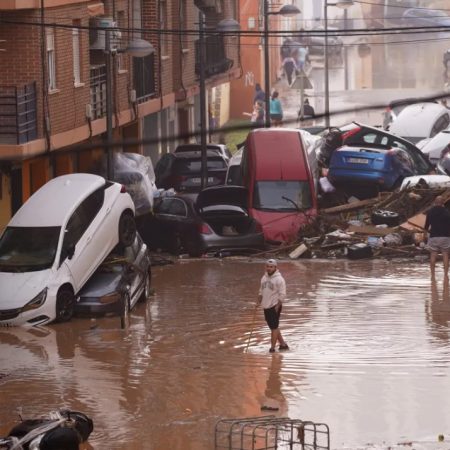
[257,259,289,353]
[425,195,450,279]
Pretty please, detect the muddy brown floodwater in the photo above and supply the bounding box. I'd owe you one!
[1,259,450,449]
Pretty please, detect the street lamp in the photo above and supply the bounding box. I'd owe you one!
[198,14,240,189]
[263,1,301,128]
[324,0,353,127]
[104,30,155,179]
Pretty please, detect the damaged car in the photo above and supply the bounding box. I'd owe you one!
[146,185,265,256]
[75,234,151,317]
[0,174,136,327]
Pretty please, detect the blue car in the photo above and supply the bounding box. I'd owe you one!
[327,145,417,191]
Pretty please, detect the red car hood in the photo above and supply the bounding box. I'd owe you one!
[249,208,317,243]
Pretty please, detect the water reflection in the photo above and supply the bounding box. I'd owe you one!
[427,277,450,345]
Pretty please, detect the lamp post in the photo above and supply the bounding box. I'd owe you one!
[198,15,240,189]
[263,2,301,128]
[104,30,154,180]
[324,0,353,127]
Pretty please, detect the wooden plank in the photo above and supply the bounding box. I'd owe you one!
[321,197,379,214]
[346,224,397,236]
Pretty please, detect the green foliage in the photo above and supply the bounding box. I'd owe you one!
[221,119,251,154]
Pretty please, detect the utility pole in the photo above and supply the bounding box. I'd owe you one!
[105,28,114,180]
[198,11,208,190]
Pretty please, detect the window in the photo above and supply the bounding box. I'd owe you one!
[61,188,105,259]
[431,114,450,137]
[46,28,56,90]
[157,198,188,217]
[253,181,312,211]
[72,21,81,85]
[159,0,168,56]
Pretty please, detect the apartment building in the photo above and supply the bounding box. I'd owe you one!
[0,0,240,229]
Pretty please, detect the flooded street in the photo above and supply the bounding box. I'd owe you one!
[2,259,450,449]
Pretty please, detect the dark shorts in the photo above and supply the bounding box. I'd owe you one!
[264,305,282,330]
[270,114,283,122]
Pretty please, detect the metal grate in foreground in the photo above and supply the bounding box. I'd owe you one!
[215,415,330,450]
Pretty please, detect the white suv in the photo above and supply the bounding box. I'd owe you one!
[0,173,135,326]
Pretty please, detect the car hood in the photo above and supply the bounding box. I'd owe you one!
[0,270,52,309]
[196,186,248,209]
[250,208,316,243]
[78,271,123,298]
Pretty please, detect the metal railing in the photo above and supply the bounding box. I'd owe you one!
[90,64,107,119]
[0,82,37,145]
[133,53,156,103]
[195,34,233,78]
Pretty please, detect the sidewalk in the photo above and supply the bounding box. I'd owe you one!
[276,65,443,130]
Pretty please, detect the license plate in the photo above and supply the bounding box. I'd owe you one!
[348,157,369,164]
[190,177,214,183]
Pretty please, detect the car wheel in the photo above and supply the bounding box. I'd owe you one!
[371,210,400,227]
[55,287,75,323]
[118,211,136,247]
[140,272,151,302]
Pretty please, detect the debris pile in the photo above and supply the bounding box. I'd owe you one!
[282,186,450,260]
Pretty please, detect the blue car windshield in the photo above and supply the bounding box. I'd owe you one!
[0,226,61,272]
[253,181,312,211]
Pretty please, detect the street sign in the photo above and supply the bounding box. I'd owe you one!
[290,69,313,90]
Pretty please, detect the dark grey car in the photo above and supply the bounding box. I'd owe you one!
[146,186,265,256]
[75,234,151,317]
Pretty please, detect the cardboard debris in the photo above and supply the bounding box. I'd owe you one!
[400,213,426,231]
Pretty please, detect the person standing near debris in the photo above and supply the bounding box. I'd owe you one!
[270,91,283,126]
[425,195,450,279]
[257,259,289,353]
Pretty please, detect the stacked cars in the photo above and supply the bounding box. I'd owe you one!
[0,173,152,327]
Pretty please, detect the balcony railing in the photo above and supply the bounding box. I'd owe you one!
[133,53,156,103]
[195,35,233,78]
[0,82,37,145]
[90,64,107,119]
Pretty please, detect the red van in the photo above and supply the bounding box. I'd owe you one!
[241,128,318,243]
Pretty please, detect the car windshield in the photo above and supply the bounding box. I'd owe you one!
[173,158,226,174]
[0,226,61,272]
[253,181,312,211]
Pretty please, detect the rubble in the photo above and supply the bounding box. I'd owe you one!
[262,186,450,261]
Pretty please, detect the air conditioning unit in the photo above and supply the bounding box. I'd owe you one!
[90,17,122,51]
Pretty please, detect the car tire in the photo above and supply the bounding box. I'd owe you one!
[139,271,152,302]
[55,287,75,322]
[371,210,400,227]
[118,211,136,247]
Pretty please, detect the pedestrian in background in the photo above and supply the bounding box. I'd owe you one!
[425,195,450,279]
[243,100,264,128]
[257,259,289,353]
[298,98,315,125]
[282,55,297,86]
[269,91,283,126]
[254,83,265,103]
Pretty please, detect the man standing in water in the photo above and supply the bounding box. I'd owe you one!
[425,195,450,279]
[257,259,289,353]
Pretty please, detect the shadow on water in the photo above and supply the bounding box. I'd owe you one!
[1,259,450,449]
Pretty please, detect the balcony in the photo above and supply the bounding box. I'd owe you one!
[195,35,234,78]
[90,64,107,119]
[0,82,37,145]
[133,53,156,103]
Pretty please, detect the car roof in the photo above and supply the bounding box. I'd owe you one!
[171,150,226,159]
[9,173,106,227]
[389,103,449,135]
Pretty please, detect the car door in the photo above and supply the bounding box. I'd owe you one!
[60,188,107,292]
[154,198,193,251]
